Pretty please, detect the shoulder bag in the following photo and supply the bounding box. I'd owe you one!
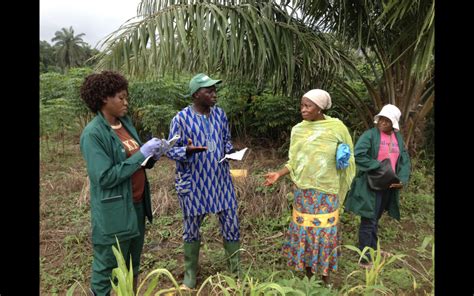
[367,158,400,191]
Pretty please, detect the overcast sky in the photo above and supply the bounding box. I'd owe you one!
[40,0,141,49]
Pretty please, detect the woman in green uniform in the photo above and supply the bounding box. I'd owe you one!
[79,71,167,296]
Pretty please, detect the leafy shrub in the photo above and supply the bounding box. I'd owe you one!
[217,82,259,140]
[40,72,69,102]
[134,104,178,139]
[247,91,300,145]
[40,98,80,153]
[64,68,95,129]
[127,78,189,139]
[128,79,188,109]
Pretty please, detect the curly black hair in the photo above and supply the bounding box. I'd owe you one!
[80,70,129,113]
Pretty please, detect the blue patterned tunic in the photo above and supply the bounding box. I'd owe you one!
[166,106,237,216]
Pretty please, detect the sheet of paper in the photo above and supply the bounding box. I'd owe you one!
[219,147,248,163]
[167,134,180,147]
[141,155,153,166]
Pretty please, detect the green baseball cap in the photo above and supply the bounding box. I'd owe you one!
[187,73,222,97]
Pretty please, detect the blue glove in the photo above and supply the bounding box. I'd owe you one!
[336,143,351,170]
[140,138,163,158]
[152,139,171,160]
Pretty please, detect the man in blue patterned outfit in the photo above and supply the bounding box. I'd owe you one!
[166,73,241,289]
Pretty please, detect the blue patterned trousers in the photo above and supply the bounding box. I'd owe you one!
[183,207,240,242]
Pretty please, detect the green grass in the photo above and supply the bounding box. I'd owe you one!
[40,134,434,295]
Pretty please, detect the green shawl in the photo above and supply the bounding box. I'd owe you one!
[285,115,356,203]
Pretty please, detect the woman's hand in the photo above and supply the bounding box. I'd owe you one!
[140,138,164,158]
[263,167,289,186]
[263,172,280,186]
[389,182,403,189]
[185,138,207,155]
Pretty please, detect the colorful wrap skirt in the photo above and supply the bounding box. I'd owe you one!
[282,188,340,276]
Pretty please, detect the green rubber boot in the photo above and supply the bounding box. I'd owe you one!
[182,240,201,289]
[223,240,241,276]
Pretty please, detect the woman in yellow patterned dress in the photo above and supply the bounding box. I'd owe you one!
[264,89,355,284]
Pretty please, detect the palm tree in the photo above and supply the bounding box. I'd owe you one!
[311,0,434,151]
[51,26,87,71]
[93,0,434,151]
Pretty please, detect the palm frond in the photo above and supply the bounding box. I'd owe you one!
[94,1,345,95]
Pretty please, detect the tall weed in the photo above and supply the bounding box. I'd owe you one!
[340,241,414,295]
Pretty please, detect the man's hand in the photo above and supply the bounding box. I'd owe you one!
[185,138,207,155]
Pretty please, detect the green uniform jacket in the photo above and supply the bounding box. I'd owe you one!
[80,112,154,245]
[344,128,411,220]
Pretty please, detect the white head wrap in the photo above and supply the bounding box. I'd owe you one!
[374,104,402,131]
[302,89,332,110]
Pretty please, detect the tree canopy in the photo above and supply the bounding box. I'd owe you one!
[51,26,87,70]
[92,0,434,152]
[41,27,100,73]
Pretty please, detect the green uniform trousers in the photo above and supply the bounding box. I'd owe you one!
[90,201,145,296]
